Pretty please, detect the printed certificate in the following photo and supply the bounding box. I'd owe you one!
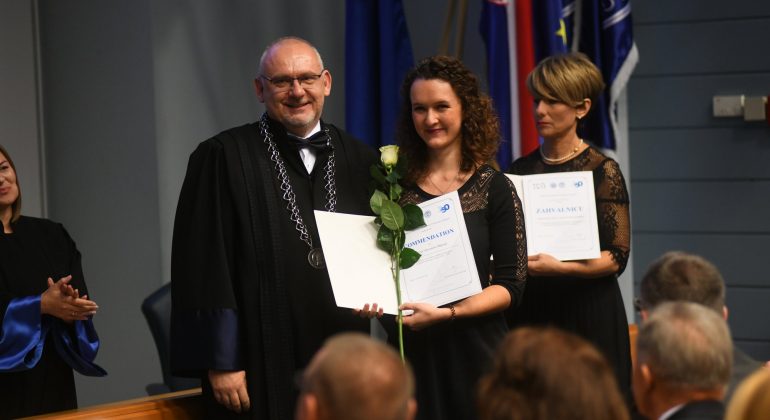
[506,172,601,261]
[315,191,481,315]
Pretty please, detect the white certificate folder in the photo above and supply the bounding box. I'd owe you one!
[506,171,601,261]
[315,191,481,315]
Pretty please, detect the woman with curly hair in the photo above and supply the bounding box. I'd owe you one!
[506,52,633,404]
[391,55,527,419]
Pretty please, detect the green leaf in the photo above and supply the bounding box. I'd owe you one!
[376,226,395,252]
[369,190,388,215]
[370,164,387,186]
[399,248,421,269]
[380,200,404,231]
[390,183,403,201]
[385,171,401,184]
[402,204,426,230]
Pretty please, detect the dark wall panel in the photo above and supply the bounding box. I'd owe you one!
[736,341,770,362]
[634,2,770,24]
[633,233,770,288]
[630,128,770,180]
[635,19,770,76]
[726,288,770,341]
[632,181,770,232]
[628,74,770,129]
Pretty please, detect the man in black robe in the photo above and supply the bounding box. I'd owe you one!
[170,37,377,419]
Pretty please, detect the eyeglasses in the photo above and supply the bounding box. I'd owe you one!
[633,297,644,312]
[260,71,325,91]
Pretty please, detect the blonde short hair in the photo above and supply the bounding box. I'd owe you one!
[726,369,770,420]
[527,52,605,108]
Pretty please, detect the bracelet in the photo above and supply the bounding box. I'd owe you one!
[448,304,456,322]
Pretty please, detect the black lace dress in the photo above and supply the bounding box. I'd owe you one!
[507,145,632,402]
[394,165,528,420]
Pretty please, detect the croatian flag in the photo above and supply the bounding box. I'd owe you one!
[481,0,534,170]
[480,0,637,167]
[345,0,414,148]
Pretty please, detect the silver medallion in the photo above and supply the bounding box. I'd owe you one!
[307,247,326,270]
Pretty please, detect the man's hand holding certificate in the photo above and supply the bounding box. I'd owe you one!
[506,172,600,261]
[315,191,481,315]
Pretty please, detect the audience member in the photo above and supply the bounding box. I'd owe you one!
[638,251,764,401]
[633,302,732,420]
[295,333,416,420]
[478,327,629,420]
[725,368,770,420]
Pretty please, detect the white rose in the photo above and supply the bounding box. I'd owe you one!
[379,145,399,168]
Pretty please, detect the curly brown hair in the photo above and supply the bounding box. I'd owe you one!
[396,56,500,184]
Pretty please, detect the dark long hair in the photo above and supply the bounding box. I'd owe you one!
[396,56,500,184]
[0,144,21,222]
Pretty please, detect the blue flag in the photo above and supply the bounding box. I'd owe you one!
[345,0,414,148]
[578,0,638,150]
[533,0,568,62]
[480,0,514,170]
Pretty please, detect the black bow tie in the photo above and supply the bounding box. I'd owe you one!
[287,131,332,152]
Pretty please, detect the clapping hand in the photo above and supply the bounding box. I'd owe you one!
[40,275,99,322]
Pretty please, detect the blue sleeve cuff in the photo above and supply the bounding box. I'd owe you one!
[0,296,45,371]
[170,308,242,376]
[51,319,107,377]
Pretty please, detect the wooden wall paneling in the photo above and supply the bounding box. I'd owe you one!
[630,128,770,180]
[631,180,770,232]
[632,233,770,288]
[634,19,770,76]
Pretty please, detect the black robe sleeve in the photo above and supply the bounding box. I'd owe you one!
[170,139,244,375]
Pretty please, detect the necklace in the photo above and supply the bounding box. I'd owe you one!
[259,113,337,269]
[426,170,462,195]
[539,139,584,164]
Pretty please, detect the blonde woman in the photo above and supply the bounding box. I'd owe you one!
[506,52,632,402]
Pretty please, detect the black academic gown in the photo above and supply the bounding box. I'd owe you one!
[170,117,377,419]
[0,216,105,419]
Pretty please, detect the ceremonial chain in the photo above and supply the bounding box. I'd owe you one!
[259,113,337,268]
